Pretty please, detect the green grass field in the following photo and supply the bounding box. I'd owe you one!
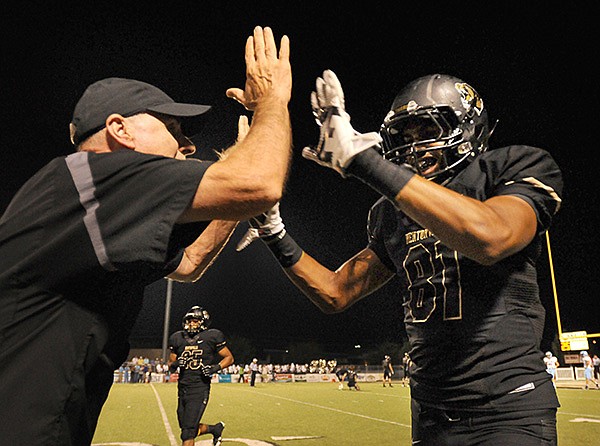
[92,381,600,445]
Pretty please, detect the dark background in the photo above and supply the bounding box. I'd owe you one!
[3,2,598,359]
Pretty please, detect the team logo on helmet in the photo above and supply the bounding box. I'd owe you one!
[455,82,483,117]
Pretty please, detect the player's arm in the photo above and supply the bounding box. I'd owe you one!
[202,346,235,377]
[167,219,239,282]
[168,352,180,372]
[179,26,292,223]
[392,179,537,265]
[217,346,235,370]
[235,203,395,313]
[168,111,246,281]
[282,248,395,313]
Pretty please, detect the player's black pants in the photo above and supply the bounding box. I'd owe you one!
[177,384,211,441]
[411,399,557,446]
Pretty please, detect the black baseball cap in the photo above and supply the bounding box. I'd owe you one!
[69,77,211,145]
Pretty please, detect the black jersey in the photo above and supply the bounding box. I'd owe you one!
[0,150,212,361]
[367,145,563,411]
[169,328,227,386]
[382,358,392,370]
[347,369,358,384]
[0,150,214,443]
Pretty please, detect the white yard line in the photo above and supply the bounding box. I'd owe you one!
[557,411,600,419]
[231,388,410,428]
[150,383,179,446]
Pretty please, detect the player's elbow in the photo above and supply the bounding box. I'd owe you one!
[318,297,349,314]
[460,241,512,266]
[457,222,526,266]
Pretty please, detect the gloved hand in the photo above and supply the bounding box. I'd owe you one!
[235,202,285,251]
[201,363,222,377]
[169,360,180,373]
[302,70,382,177]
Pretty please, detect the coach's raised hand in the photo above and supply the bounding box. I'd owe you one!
[226,26,291,110]
[188,27,292,222]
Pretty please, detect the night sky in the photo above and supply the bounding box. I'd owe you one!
[3,3,598,357]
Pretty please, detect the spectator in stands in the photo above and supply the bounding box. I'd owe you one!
[132,363,141,383]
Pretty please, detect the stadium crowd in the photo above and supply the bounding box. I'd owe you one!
[114,357,363,383]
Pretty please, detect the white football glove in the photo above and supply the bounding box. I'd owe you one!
[235,202,285,251]
[302,70,382,176]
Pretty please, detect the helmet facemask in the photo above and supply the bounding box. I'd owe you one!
[183,306,210,333]
[380,75,491,184]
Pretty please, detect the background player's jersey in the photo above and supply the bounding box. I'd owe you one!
[368,145,563,411]
[544,356,559,369]
[382,358,392,370]
[169,328,227,386]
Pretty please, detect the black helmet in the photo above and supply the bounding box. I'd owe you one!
[182,305,211,333]
[380,74,491,183]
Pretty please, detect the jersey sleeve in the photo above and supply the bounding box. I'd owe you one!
[67,150,214,271]
[484,146,563,234]
[366,197,397,272]
[168,332,179,353]
[210,329,227,352]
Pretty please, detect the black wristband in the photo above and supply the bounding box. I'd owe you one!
[263,230,303,268]
[345,148,416,202]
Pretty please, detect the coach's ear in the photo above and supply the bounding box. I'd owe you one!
[106,114,135,150]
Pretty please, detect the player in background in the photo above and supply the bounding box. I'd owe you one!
[382,355,394,387]
[169,306,234,446]
[335,365,349,390]
[543,351,559,387]
[347,365,360,391]
[580,351,599,390]
[401,352,412,387]
[238,70,563,445]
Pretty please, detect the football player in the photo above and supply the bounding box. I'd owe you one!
[382,355,394,387]
[335,365,348,390]
[580,351,599,390]
[238,71,563,445]
[543,351,559,387]
[169,306,234,446]
[346,365,360,391]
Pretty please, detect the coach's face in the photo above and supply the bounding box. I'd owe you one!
[124,112,196,160]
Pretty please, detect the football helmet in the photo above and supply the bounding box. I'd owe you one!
[183,305,211,333]
[380,74,491,183]
[545,351,552,358]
